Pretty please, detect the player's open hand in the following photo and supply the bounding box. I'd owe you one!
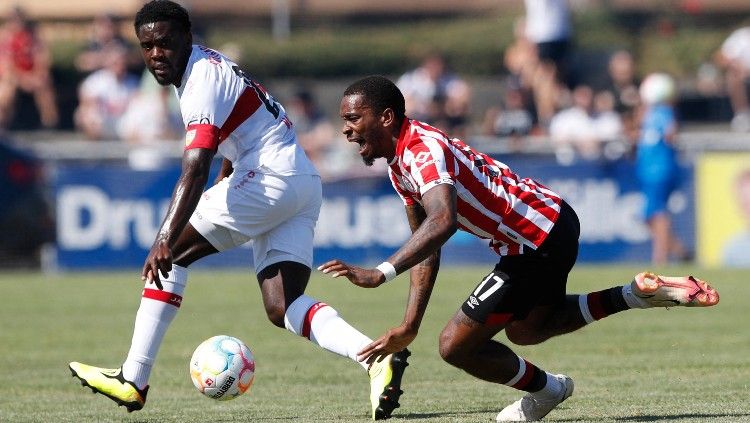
[141,240,173,290]
[357,324,417,365]
[317,259,385,288]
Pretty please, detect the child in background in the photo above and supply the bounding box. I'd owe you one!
[635,73,690,264]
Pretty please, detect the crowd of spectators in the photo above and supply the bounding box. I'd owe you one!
[0,5,748,162]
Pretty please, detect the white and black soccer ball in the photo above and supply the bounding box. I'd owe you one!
[189,335,255,400]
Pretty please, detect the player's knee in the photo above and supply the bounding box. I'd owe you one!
[438,329,468,367]
[264,303,286,328]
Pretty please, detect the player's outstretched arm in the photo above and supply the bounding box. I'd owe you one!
[318,260,385,287]
[142,147,216,288]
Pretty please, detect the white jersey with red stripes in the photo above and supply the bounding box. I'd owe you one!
[175,45,318,176]
[388,119,562,256]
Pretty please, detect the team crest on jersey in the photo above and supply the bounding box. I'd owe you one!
[185,129,196,146]
[398,175,416,192]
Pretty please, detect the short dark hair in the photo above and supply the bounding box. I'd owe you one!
[344,75,405,121]
[134,0,191,34]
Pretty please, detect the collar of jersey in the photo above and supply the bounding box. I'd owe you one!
[391,118,412,165]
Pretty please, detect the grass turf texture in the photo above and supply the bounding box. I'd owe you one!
[0,265,747,422]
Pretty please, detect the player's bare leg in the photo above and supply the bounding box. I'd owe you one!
[438,310,573,422]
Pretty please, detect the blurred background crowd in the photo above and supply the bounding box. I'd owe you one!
[1,0,749,269]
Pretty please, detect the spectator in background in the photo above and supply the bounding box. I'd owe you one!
[602,50,640,141]
[523,0,573,129]
[502,17,539,131]
[285,88,335,169]
[592,90,624,147]
[722,168,750,268]
[714,26,750,132]
[481,84,534,151]
[549,85,624,162]
[74,46,139,140]
[118,68,181,143]
[75,13,137,74]
[636,73,690,265]
[397,52,472,137]
[0,6,58,130]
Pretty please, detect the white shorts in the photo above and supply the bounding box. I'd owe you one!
[189,171,321,273]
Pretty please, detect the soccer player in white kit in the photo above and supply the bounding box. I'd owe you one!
[68,2,409,420]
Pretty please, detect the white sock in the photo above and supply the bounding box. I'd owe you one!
[621,284,649,309]
[122,265,187,389]
[533,373,564,399]
[284,295,372,370]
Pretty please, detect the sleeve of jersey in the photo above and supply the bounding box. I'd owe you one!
[410,139,456,197]
[180,60,233,151]
[388,168,416,206]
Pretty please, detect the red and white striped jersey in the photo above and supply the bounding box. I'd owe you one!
[175,45,317,176]
[388,119,562,256]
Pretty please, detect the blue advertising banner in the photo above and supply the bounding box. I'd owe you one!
[52,156,694,270]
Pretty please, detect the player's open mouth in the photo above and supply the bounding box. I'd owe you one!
[350,138,367,155]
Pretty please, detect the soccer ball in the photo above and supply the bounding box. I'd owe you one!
[189,335,255,401]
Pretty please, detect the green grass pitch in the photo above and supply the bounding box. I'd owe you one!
[0,265,748,422]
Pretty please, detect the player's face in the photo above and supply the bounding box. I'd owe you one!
[340,94,393,166]
[136,21,192,86]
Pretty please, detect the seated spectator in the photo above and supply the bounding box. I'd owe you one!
[549,84,622,161]
[397,52,471,136]
[118,68,182,144]
[75,13,138,74]
[714,26,750,132]
[482,85,534,152]
[0,6,58,130]
[74,46,139,140]
[592,90,623,144]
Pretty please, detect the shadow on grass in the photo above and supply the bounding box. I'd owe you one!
[396,408,498,420]
[613,413,750,422]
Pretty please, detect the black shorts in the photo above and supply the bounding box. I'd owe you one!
[461,201,580,325]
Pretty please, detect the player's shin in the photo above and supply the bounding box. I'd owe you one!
[122,265,187,389]
[284,294,371,369]
[576,286,631,324]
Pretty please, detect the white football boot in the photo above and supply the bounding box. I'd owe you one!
[496,374,574,422]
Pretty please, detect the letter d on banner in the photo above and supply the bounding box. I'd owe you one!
[58,186,109,250]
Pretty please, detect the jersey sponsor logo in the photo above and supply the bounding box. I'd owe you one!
[198,45,222,65]
[414,151,431,164]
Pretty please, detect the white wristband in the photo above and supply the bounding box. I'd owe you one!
[376,261,397,282]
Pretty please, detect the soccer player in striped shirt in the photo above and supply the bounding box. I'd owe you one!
[319,75,719,422]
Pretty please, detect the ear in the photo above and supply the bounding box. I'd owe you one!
[381,107,395,128]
